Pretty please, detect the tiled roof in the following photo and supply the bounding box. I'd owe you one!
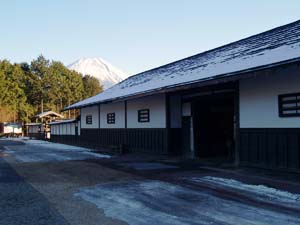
[35,111,64,119]
[66,20,300,109]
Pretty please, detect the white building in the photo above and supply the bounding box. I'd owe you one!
[56,20,300,172]
[49,119,80,145]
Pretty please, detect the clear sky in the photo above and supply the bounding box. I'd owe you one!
[1,0,300,75]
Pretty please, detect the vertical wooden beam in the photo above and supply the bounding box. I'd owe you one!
[124,100,127,129]
[234,81,240,167]
[124,100,128,147]
[165,93,170,155]
[98,104,101,129]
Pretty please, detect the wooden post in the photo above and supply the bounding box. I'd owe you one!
[234,81,240,167]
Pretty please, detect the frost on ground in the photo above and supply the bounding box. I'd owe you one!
[187,176,300,207]
[74,180,300,225]
[118,162,178,170]
[3,139,111,163]
[22,139,92,151]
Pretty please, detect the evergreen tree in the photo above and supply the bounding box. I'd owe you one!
[0,55,104,122]
[82,75,103,98]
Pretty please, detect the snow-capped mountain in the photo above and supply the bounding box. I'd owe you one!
[68,58,128,89]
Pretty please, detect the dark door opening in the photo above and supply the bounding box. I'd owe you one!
[192,93,235,162]
[181,116,192,158]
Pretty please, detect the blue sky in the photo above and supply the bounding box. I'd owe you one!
[1,0,300,75]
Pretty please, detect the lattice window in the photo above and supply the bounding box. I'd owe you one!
[278,93,300,117]
[138,109,150,123]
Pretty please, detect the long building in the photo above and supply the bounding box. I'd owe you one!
[52,20,300,172]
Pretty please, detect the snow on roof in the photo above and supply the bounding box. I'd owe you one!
[66,20,300,110]
[49,119,77,125]
[35,111,64,119]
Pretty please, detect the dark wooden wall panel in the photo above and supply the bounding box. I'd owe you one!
[51,135,79,146]
[28,133,45,140]
[240,128,300,172]
[71,128,168,154]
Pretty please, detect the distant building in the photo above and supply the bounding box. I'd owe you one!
[49,119,80,145]
[26,111,64,139]
[55,20,300,172]
[0,122,22,137]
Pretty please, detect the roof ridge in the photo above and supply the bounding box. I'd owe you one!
[123,20,300,81]
[65,19,300,110]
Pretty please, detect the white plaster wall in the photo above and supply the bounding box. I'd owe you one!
[70,123,75,135]
[51,125,55,134]
[58,124,62,135]
[100,102,125,128]
[62,124,65,134]
[60,124,63,135]
[67,124,71,134]
[28,125,39,134]
[66,124,69,134]
[78,121,81,135]
[240,65,300,128]
[81,105,99,129]
[64,123,69,135]
[50,123,77,135]
[127,94,166,128]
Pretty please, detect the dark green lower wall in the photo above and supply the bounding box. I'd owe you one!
[240,128,300,171]
[51,128,168,154]
[51,128,300,172]
[50,135,79,146]
[28,133,45,140]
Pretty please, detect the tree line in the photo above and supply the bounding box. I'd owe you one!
[0,55,103,123]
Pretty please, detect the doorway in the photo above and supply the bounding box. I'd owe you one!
[192,93,235,162]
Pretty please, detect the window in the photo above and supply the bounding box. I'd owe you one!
[278,93,300,117]
[107,113,115,124]
[138,109,150,123]
[86,115,93,124]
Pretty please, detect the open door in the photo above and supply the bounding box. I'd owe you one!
[193,93,235,162]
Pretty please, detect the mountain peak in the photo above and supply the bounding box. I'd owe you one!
[68,57,128,89]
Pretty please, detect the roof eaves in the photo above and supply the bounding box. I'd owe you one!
[63,54,300,111]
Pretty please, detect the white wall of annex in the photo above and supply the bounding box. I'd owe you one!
[100,102,125,128]
[50,122,77,135]
[240,65,300,128]
[127,94,166,128]
[50,125,54,134]
[78,121,81,135]
[61,124,65,135]
[28,125,39,134]
[70,123,75,135]
[80,105,99,129]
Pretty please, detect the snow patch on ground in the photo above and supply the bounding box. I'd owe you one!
[23,140,92,151]
[187,176,300,205]
[3,139,111,163]
[74,180,300,225]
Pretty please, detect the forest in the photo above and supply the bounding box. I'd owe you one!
[0,55,103,123]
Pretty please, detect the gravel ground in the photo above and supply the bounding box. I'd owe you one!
[1,139,134,225]
[1,138,300,225]
[0,157,69,225]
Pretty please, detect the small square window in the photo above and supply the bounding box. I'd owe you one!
[107,113,115,124]
[278,93,300,117]
[138,109,150,123]
[86,115,92,124]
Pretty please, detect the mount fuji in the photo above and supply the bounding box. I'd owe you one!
[68,58,128,89]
